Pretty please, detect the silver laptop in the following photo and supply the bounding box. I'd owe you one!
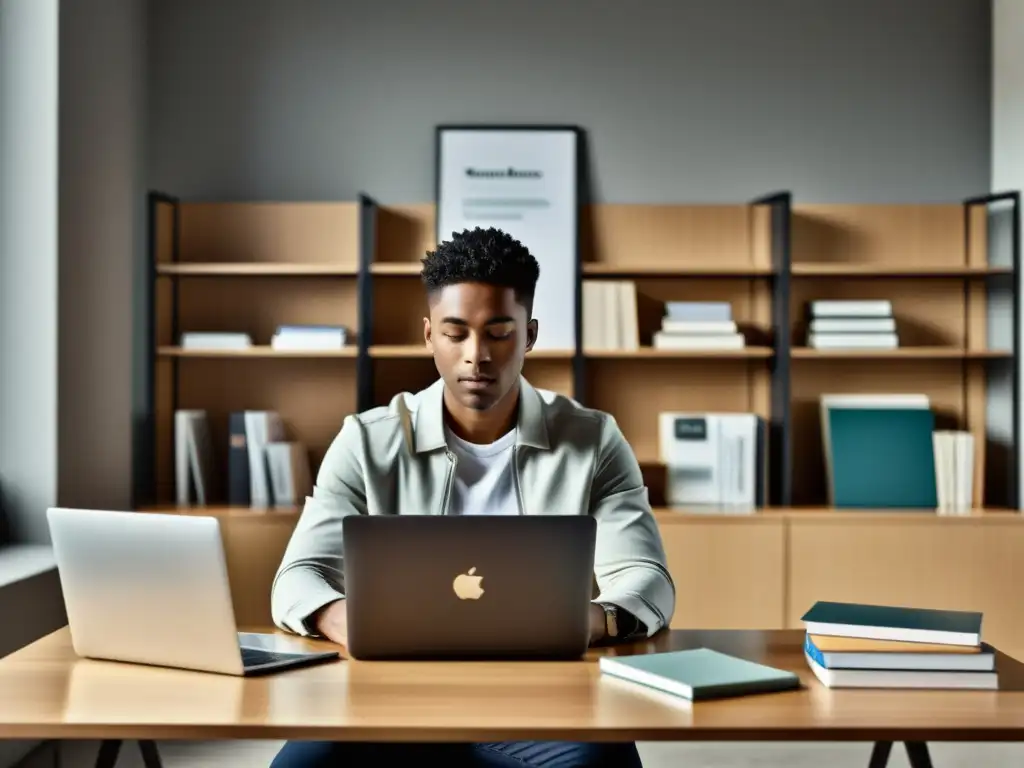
[46,507,339,676]
[342,514,597,660]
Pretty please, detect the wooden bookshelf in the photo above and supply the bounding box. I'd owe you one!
[142,195,363,508]
[141,191,1020,512]
[788,198,1019,510]
[139,190,1021,634]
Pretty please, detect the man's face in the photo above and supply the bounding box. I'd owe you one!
[424,282,537,411]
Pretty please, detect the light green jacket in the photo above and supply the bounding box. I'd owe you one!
[270,376,676,637]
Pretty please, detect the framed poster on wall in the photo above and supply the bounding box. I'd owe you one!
[435,125,580,352]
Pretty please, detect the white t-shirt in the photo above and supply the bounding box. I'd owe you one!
[444,426,519,516]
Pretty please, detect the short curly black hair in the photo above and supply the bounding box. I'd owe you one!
[421,227,540,315]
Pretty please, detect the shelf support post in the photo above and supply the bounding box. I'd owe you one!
[753,191,793,507]
[357,193,378,413]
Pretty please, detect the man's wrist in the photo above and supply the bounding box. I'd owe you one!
[595,601,643,643]
[307,597,345,636]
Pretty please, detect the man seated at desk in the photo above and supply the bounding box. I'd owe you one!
[269,227,676,768]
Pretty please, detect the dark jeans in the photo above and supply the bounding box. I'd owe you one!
[269,739,643,767]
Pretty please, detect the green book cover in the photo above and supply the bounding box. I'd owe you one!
[801,600,982,644]
[598,648,801,701]
[826,406,937,508]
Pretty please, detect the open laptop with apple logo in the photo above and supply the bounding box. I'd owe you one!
[341,515,597,660]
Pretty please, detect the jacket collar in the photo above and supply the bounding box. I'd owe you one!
[413,376,550,453]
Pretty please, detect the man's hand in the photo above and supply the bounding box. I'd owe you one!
[313,599,348,647]
[588,603,607,646]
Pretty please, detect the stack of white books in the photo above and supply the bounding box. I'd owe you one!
[933,430,975,514]
[270,324,348,350]
[806,300,898,349]
[652,302,744,350]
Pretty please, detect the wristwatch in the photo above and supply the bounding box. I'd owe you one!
[600,603,639,641]
[602,603,620,639]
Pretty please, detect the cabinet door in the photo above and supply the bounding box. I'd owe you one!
[219,515,298,628]
[656,515,786,630]
[787,517,1024,660]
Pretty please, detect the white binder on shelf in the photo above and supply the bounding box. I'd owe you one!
[658,412,765,512]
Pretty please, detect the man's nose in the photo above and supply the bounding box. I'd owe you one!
[463,334,492,365]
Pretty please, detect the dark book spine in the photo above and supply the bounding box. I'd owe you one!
[756,416,766,508]
[228,412,251,505]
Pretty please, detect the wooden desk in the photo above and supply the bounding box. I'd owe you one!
[1,628,1023,768]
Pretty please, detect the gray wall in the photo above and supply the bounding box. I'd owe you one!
[148,0,992,203]
[58,0,147,522]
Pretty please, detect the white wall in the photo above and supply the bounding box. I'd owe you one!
[0,8,59,767]
[993,0,1024,498]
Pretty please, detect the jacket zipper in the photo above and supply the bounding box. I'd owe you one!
[441,449,457,515]
[512,445,525,515]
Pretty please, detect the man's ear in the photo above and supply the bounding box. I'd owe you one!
[423,317,433,351]
[525,318,538,352]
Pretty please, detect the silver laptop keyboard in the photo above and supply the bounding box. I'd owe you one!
[240,646,298,667]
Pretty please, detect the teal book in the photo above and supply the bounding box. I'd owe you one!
[825,406,937,508]
[598,648,801,701]
[801,600,982,646]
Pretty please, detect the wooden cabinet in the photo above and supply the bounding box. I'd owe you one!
[141,506,299,628]
[786,513,1024,659]
[656,510,1024,660]
[656,513,786,631]
[148,506,1024,656]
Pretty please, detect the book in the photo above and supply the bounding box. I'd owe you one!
[807,332,898,349]
[271,324,349,350]
[805,634,994,672]
[266,442,313,506]
[652,331,745,349]
[820,395,937,508]
[805,651,997,689]
[180,331,252,350]
[598,648,800,701]
[809,299,893,318]
[581,280,638,351]
[801,601,983,646]
[174,410,214,505]
[808,633,982,654]
[933,430,975,514]
[808,317,897,334]
[664,301,732,322]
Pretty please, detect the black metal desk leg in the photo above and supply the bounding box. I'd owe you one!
[93,741,121,768]
[868,741,893,768]
[91,739,163,768]
[138,740,164,768]
[904,741,934,768]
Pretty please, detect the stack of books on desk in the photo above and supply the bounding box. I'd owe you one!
[800,600,997,689]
